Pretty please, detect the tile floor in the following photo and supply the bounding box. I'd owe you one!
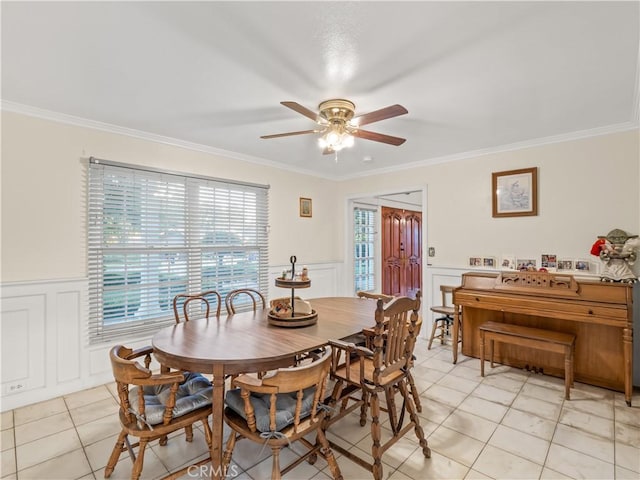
[1,337,639,479]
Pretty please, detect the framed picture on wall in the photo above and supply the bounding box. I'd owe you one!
[299,197,312,217]
[492,167,538,218]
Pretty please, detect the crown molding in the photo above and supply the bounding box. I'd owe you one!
[3,100,637,183]
[0,100,337,180]
[339,120,640,181]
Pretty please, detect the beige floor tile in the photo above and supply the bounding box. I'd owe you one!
[501,408,556,441]
[540,466,573,479]
[397,449,469,480]
[388,468,413,479]
[471,384,517,407]
[480,372,526,393]
[64,385,113,411]
[562,395,614,420]
[525,374,566,392]
[448,364,483,382]
[0,412,13,431]
[150,429,211,472]
[15,428,81,471]
[436,373,480,394]
[518,383,565,404]
[13,398,67,426]
[511,394,562,421]
[76,414,122,447]
[559,406,614,439]
[441,410,498,443]
[553,423,614,464]
[14,411,74,446]
[69,397,119,426]
[417,398,455,425]
[224,433,274,471]
[472,444,543,479]
[614,390,640,408]
[615,442,640,473]
[546,443,614,479]
[488,424,549,465]
[458,396,508,423]
[428,425,484,467]
[92,447,169,480]
[16,447,91,479]
[411,364,446,384]
[423,384,468,408]
[327,412,378,446]
[84,435,120,471]
[422,357,456,375]
[1,428,15,451]
[616,404,640,428]
[245,446,320,479]
[464,468,492,479]
[616,465,640,479]
[352,428,422,470]
[616,421,640,447]
[1,448,16,476]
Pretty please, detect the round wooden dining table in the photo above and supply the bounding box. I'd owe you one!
[152,296,378,479]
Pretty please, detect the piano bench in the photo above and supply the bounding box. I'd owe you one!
[479,321,576,400]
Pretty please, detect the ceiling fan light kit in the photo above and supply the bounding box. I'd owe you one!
[261,98,408,155]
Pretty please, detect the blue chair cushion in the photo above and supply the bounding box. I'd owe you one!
[129,372,213,425]
[225,386,317,433]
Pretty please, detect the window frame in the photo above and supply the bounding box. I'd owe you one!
[87,158,269,344]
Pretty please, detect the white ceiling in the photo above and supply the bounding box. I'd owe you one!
[2,2,638,180]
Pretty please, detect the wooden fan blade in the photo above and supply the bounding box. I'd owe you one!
[260,130,318,139]
[281,101,319,122]
[352,129,406,146]
[351,104,408,127]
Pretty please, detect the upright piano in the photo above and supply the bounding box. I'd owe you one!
[452,271,637,405]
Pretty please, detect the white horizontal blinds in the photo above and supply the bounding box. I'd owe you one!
[88,160,269,343]
[354,207,376,293]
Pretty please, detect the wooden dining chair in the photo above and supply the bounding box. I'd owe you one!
[325,293,430,480]
[225,288,266,315]
[105,345,213,480]
[222,349,342,480]
[172,290,221,323]
[358,291,422,412]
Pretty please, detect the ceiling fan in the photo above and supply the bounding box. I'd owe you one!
[260,99,408,154]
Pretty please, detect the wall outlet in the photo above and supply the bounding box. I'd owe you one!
[4,382,26,395]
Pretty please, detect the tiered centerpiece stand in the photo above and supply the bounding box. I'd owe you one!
[268,256,317,327]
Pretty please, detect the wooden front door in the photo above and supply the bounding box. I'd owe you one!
[381,206,422,297]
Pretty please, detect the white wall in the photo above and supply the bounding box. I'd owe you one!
[337,130,640,274]
[1,110,639,411]
[1,111,341,282]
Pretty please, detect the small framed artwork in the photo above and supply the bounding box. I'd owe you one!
[558,259,574,271]
[469,257,482,267]
[516,258,537,271]
[575,259,590,271]
[500,254,516,270]
[541,254,557,269]
[299,197,312,218]
[483,257,496,268]
[492,167,538,218]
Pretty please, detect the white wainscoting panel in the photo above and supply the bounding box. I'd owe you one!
[1,295,47,396]
[1,261,344,412]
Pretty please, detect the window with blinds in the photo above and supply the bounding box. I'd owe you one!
[88,159,269,343]
[354,207,376,293]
